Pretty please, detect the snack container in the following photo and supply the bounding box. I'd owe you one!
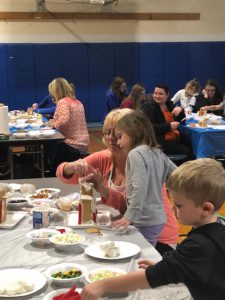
[33,206,50,229]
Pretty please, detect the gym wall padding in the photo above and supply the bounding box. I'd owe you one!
[1,42,225,122]
[0,45,8,103]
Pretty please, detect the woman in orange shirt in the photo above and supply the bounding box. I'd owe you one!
[141,83,191,156]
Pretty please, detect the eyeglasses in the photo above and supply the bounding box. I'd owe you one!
[205,89,216,92]
[103,129,116,137]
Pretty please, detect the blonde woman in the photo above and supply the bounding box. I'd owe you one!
[48,77,89,175]
[57,108,178,254]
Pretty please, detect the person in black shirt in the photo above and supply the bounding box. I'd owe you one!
[80,158,225,300]
[194,79,223,115]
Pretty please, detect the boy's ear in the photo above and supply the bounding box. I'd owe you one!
[202,202,214,216]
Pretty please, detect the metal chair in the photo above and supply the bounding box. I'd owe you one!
[8,144,45,179]
[167,154,189,166]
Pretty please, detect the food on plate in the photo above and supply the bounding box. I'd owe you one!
[79,180,93,196]
[198,120,208,128]
[0,279,34,296]
[85,227,102,235]
[32,192,50,199]
[198,107,206,116]
[56,197,72,212]
[51,268,82,279]
[189,123,196,127]
[32,232,56,239]
[51,232,83,244]
[8,199,27,204]
[88,269,124,282]
[100,242,120,258]
[51,286,81,300]
[78,195,95,224]
[78,181,96,225]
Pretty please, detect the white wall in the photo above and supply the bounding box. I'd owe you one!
[0,0,224,43]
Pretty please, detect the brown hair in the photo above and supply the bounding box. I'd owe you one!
[48,77,76,103]
[129,83,145,110]
[115,110,159,149]
[167,158,225,211]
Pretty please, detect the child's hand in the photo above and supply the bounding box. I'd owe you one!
[138,259,155,270]
[80,281,104,300]
[112,217,131,229]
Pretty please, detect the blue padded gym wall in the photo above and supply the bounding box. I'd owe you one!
[1,41,225,122]
[0,44,8,103]
[7,44,36,110]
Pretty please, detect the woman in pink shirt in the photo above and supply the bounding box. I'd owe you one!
[48,77,89,175]
[57,109,178,254]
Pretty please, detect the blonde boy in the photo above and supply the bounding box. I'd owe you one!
[80,158,225,300]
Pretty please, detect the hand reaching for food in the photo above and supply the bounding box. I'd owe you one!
[138,259,156,270]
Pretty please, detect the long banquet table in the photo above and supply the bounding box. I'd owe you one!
[180,116,225,158]
[0,178,192,300]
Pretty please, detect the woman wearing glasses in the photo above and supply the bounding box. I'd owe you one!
[194,79,223,115]
[57,108,179,255]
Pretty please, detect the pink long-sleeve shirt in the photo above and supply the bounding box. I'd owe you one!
[53,97,89,151]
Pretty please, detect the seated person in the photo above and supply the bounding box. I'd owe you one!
[194,79,223,115]
[32,94,56,119]
[171,78,200,112]
[141,83,192,157]
[80,158,225,300]
[105,76,128,114]
[120,83,146,109]
[204,93,225,116]
[48,77,89,176]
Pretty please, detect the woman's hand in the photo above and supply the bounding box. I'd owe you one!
[48,119,54,128]
[32,103,38,109]
[80,281,105,300]
[170,121,180,130]
[171,106,183,116]
[138,259,155,270]
[202,89,208,98]
[63,159,90,178]
[81,166,109,199]
[112,217,131,228]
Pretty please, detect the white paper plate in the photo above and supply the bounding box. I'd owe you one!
[0,211,28,229]
[0,268,46,297]
[8,183,22,191]
[207,124,225,130]
[27,130,41,138]
[66,211,95,228]
[85,241,140,260]
[43,288,81,300]
[12,132,27,139]
[85,267,126,283]
[40,129,56,137]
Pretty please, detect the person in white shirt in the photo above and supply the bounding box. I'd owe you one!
[171,78,200,113]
